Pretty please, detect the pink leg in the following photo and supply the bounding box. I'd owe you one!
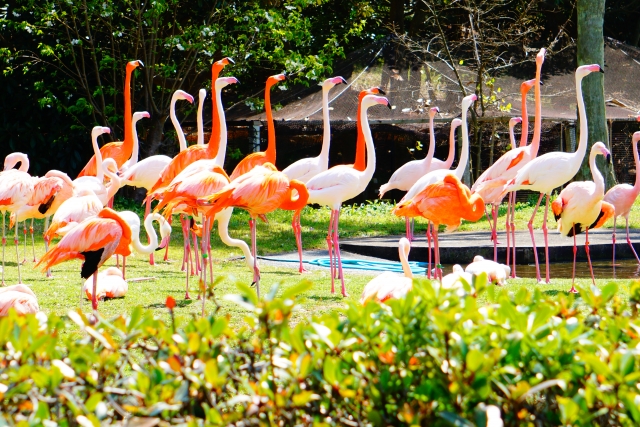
[145,199,155,266]
[181,218,191,300]
[433,226,442,280]
[292,212,307,273]
[180,216,187,272]
[332,210,347,297]
[426,222,432,279]
[192,226,200,275]
[326,210,335,293]
[1,212,6,286]
[527,193,545,283]
[626,216,640,263]
[492,204,498,262]
[14,227,21,284]
[506,200,511,267]
[92,271,99,311]
[163,216,171,262]
[250,218,260,297]
[569,225,578,294]
[21,222,27,264]
[585,227,596,285]
[542,194,551,284]
[510,192,517,278]
[30,218,36,262]
[405,217,413,241]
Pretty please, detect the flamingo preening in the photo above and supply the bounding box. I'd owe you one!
[551,142,614,292]
[499,63,604,284]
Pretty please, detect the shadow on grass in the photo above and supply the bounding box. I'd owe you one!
[147,299,194,309]
[306,294,346,302]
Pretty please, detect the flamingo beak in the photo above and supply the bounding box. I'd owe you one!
[157,235,170,250]
[376,87,386,95]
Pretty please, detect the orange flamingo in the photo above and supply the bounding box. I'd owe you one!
[77,60,144,177]
[0,284,39,316]
[393,174,485,279]
[199,163,309,297]
[148,59,235,194]
[37,208,132,310]
[44,188,104,242]
[229,74,286,180]
[352,87,386,171]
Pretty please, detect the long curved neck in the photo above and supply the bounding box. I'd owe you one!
[264,82,276,163]
[519,87,529,148]
[361,104,376,182]
[208,64,224,146]
[197,91,206,146]
[353,95,366,171]
[634,138,640,191]
[132,213,160,254]
[319,85,332,163]
[574,73,589,162]
[529,64,543,156]
[443,120,455,169]
[400,246,412,278]
[122,66,134,156]
[92,135,105,182]
[104,166,122,194]
[130,120,142,165]
[279,180,309,211]
[422,114,436,166]
[510,123,517,148]
[454,106,471,179]
[589,150,605,195]
[170,98,188,151]
[18,156,29,172]
[212,84,228,165]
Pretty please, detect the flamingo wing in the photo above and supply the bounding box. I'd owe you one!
[77,142,127,177]
[282,157,323,184]
[229,152,269,181]
[149,145,207,194]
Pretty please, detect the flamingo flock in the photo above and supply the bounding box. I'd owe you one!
[0,47,638,316]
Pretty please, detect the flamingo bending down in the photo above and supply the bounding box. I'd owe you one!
[500,64,604,284]
[37,208,133,310]
[360,237,413,304]
[0,284,39,316]
[306,95,391,296]
[464,255,510,286]
[199,163,309,298]
[44,188,104,241]
[603,125,640,265]
[393,173,485,279]
[229,74,286,180]
[441,264,474,290]
[3,152,29,172]
[551,142,614,292]
[147,59,235,194]
[82,267,128,300]
[77,60,144,177]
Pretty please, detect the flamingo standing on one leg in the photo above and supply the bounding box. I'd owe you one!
[499,63,605,284]
[393,173,485,280]
[36,208,133,311]
[282,76,347,272]
[551,142,615,292]
[199,163,309,299]
[603,124,640,266]
[360,237,413,303]
[305,95,391,296]
[77,60,144,176]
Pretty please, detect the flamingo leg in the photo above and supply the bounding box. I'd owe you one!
[14,225,21,284]
[22,221,27,264]
[585,227,596,286]
[145,198,155,266]
[433,225,442,280]
[491,204,499,262]
[30,218,36,262]
[332,209,347,297]
[426,221,432,279]
[542,194,551,284]
[250,218,260,297]
[92,271,99,311]
[626,215,640,263]
[192,227,200,275]
[510,191,517,278]
[612,215,617,271]
[569,224,578,294]
[44,216,52,278]
[292,212,306,273]
[405,217,412,241]
[201,216,208,315]
[327,210,335,294]
[207,216,213,287]
[182,218,191,300]
[163,214,171,262]
[180,215,187,271]
[122,256,126,281]
[1,212,5,285]
[411,218,415,241]
[527,193,545,283]
[506,200,511,267]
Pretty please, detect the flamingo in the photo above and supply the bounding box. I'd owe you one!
[359,237,413,304]
[441,264,473,290]
[351,87,386,171]
[3,152,29,172]
[551,142,614,292]
[82,267,128,301]
[199,163,309,298]
[37,208,133,311]
[44,188,104,242]
[0,284,39,316]
[305,94,391,296]
[471,49,545,266]
[499,63,604,284]
[196,88,207,145]
[464,255,510,286]
[77,60,144,177]
[229,74,286,180]
[603,124,640,265]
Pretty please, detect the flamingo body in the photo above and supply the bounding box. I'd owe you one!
[465,256,510,286]
[360,238,413,303]
[44,188,103,241]
[0,284,39,316]
[82,267,128,300]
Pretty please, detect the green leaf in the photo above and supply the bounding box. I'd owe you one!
[282,279,313,300]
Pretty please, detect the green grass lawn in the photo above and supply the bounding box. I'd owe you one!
[3,194,640,336]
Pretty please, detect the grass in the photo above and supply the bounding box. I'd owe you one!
[3,193,640,337]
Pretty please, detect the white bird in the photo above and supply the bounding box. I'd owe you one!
[0,284,39,316]
[360,238,413,303]
[82,267,128,300]
[465,255,510,286]
[44,187,103,241]
[441,264,474,290]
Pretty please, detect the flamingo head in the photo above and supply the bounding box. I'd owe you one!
[369,86,385,95]
[127,60,144,71]
[102,158,119,173]
[133,111,150,122]
[398,237,411,257]
[268,73,286,84]
[91,126,110,141]
[536,48,546,64]
[451,118,463,129]
[198,88,207,102]
[429,106,440,117]
[3,152,28,172]
[509,117,522,128]
[633,131,640,144]
[362,94,391,110]
[577,64,604,78]
[521,78,536,93]
[323,76,347,87]
[174,89,194,104]
[462,94,477,110]
[219,57,235,66]
[592,141,611,162]
[216,76,239,89]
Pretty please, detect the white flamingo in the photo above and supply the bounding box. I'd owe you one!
[360,237,413,303]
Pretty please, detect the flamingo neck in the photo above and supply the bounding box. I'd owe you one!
[264,82,277,163]
[361,103,376,182]
[633,137,640,191]
[589,149,605,195]
[170,97,188,151]
[92,135,105,182]
[529,62,543,156]
[212,84,228,166]
[454,105,471,179]
[105,166,122,197]
[279,180,309,211]
[353,94,366,171]
[132,213,161,254]
[197,91,206,146]
[208,64,224,147]
[443,119,456,169]
[215,207,255,271]
[574,73,589,163]
[130,119,142,165]
[509,123,517,149]
[422,114,436,167]
[519,87,529,148]
[319,85,332,164]
[122,66,134,157]
[400,246,412,278]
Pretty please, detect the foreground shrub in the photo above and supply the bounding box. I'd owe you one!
[1,278,640,426]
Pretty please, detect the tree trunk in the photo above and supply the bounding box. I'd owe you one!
[576,0,616,186]
[143,114,170,158]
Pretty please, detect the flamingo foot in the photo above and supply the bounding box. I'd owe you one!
[568,285,578,294]
[185,291,191,300]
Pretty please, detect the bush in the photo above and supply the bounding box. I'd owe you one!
[2,277,640,426]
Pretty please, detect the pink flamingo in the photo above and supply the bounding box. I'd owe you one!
[305,95,391,297]
[551,142,614,292]
[360,238,413,304]
[82,267,128,301]
[500,63,604,284]
[44,188,104,242]
[603,122,640,265]
[0,284,39,316]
